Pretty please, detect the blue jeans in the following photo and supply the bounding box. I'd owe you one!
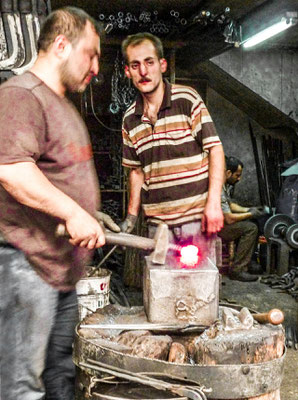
[0,246,78,400]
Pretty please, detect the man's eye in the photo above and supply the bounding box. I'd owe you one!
[146,60,154,65]
[131,64,138,69]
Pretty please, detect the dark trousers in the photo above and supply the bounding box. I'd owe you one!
[43,291,79,400]
[218,221,258,273]
[0,246,78,400]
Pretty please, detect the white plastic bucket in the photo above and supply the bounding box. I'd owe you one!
[76,268,111,320]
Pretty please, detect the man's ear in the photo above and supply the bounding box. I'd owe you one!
[226,170,232,179]
[124,65,131,79]
[53,35,72,59]
[160,58,167,73]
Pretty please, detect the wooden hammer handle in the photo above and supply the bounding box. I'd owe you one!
[253,309,284,325]
[55,223,155,250]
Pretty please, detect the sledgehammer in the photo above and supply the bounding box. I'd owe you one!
[253,309,284,325]
[56,222,171,265]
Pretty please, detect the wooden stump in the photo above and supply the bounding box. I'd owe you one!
[191,324,284,400]
[123,214,147,288]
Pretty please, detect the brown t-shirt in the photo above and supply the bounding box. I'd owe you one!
[0,72,100,291]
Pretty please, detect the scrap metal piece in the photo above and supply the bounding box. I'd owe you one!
[238,307,254,329]
[222,307,239,330]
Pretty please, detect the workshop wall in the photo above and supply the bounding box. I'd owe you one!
[206,87,261,206]
[212,47,298,124]
[70,47,126,224]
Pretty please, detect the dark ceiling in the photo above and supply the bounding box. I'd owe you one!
[51,0,298,60]
[50,0,298,134]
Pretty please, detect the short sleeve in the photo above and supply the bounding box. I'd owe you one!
[190,94,222,152]
[122,125,141,168]
[0,87,45,164]
[221,188,231,213]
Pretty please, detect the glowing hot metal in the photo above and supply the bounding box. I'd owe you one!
[179,245,200,267]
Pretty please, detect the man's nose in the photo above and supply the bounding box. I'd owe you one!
[91,58,99,76]
[139,63,148,76]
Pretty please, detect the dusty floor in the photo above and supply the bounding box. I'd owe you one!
[123,273,298,400]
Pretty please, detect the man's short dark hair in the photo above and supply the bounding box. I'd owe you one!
[225,156,244,173]
[121,32,164,64]
[38,7,100,52]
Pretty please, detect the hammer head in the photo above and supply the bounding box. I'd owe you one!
[151,223,169,265]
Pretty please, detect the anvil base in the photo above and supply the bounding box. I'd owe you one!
[143,256,219,326]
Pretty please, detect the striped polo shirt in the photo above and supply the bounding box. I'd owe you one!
[122,79,222,227]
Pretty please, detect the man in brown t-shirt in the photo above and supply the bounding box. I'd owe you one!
[0,7,107,400]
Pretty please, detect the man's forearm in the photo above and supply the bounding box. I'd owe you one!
[201,145,225,234]
[230,202,249,213]
[224,211,252,224]
[127,167,144,216]
[0,161,105,248]
[0,161,89,221]
[206,145,225,205]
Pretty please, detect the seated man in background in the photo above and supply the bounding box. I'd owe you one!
[218,156,266,282]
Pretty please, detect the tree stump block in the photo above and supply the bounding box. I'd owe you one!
[123,215,146,288]
[191,324,285,400]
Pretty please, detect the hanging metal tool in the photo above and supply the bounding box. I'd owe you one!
[12,0,26,68]
[109,52,136,115]
[13,0,39,74]
[109,54,120,114]
[0,7,8,62]
[0,0,19,70]
[248,120,267,205]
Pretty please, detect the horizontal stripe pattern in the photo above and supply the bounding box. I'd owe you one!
[122,80,221,226]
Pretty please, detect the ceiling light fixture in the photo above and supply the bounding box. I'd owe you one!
[243,14,297,48]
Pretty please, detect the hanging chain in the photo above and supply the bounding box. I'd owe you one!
[109,52,137,115]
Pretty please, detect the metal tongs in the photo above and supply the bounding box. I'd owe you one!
[80,359,211,400]
[79,322,207,333]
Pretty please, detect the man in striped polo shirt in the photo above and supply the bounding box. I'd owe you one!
[120,32,225,259]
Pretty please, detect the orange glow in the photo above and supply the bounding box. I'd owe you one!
[179,245,200,267]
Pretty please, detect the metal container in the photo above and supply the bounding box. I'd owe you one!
[76,268,111,320]
[143,256,219,325]
[73,318,285,400]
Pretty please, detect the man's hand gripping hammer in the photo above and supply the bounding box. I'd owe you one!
[56,223,170,265]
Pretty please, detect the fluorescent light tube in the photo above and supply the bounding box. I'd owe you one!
[243,17,295,48]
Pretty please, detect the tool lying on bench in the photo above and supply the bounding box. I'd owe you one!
[56,222,180,265]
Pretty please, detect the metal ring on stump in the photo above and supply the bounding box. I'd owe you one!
[73,304,285,400]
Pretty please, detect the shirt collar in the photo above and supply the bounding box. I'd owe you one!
[134,78,171,116]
